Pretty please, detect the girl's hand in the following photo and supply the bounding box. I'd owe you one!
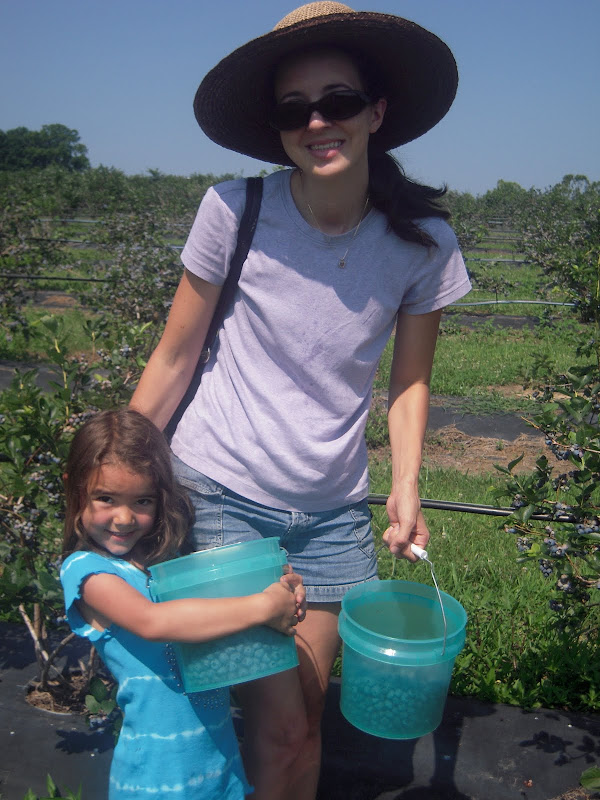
[262,580,301,636]
[280,569,306,622]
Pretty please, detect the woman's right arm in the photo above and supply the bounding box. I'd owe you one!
[77,571,304,641]
[129,268,222,430]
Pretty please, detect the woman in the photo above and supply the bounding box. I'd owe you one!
[131,3,471,798]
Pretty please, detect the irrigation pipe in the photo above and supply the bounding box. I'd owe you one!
[467,257,528,262]
[366,494,575,523]
[39,218,189,229]
[0,273,113,283]
[24,238,184,251]
[451,299,576,308]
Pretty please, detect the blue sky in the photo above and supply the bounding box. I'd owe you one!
[1,0,598,196]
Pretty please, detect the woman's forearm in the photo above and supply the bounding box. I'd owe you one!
[129,269,222,429]
[386,308,441,488]
[130,344,197,430]
[383,382,431,557]
[383,309,441,557]
[387,381,429,490]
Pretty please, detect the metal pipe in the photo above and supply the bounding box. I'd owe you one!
[450,300,575,308]
[366,493,574,523]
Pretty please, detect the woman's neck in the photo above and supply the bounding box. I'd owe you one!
[291,168,371,236]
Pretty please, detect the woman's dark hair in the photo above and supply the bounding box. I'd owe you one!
[350,48,451,247]
[62,408,193,567]
[368,150,450,247]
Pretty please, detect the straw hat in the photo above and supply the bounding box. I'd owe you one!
[194,2,458,165]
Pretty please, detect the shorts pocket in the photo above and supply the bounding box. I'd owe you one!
[349,500,375,559]
[171,456,224,550]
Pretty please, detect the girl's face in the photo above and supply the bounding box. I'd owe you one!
[274,49,386,179]
[81,462,157,561]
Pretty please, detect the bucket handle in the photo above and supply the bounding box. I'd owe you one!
[365,543,448,656]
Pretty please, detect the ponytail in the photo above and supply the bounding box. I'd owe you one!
[368,150,450,247]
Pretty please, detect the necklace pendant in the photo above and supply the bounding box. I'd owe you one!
[338,258,346,269]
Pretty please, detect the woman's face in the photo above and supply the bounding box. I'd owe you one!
[274,49,386,179]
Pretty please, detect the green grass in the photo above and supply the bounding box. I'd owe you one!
[0,307,97,361]
[469,239,522,254]
[373,312,585,416]
[365,461,600,711]
[432,318,584,397]
[462,255,570,304]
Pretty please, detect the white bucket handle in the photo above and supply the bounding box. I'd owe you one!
[366,543,448,656]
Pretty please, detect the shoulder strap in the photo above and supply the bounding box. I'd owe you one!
[165,176,263,439]
[202,176,263,354]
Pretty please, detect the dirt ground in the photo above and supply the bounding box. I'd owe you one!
[422,423,546,475]
[422,382,549,476]
[550,791,598,800]
[26,673,89,714]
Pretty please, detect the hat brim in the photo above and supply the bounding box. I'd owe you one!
[194,12,458,165]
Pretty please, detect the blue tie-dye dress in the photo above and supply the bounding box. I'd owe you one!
[60,551,251,799]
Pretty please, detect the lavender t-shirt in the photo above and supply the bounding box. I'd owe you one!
[171,170,471,511]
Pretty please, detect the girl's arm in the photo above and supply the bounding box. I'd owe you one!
[77,571,305,642]
[129,269,222,431]
[383,308,442,560]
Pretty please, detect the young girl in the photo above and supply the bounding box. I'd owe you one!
[60,408,305,800]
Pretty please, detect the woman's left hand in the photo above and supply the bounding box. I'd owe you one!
[383,485,430,561]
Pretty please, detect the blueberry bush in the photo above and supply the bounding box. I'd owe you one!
[0,167,225,706]
[0,201,67,352]
[78,210,181,325]
[0,312,158,702]
[495,176,600,636]
[518,174,600,323]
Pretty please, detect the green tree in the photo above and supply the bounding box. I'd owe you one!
[481,179,533,223]
[0,124,90,172]
[444,189,486,251]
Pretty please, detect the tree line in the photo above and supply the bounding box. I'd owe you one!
[0,124,90,172]
[1,125,597,241]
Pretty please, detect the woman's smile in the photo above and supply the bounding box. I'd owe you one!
[306,138,344,158]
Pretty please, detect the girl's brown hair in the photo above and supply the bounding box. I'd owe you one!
[62,409,193,567]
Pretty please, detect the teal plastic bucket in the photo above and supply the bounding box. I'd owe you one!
[148,538,299,692]
[338,580,467,739]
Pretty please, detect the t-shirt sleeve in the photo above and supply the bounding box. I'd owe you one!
[180,179,248,286]
[401,218,472,314]
[60,551,129,642]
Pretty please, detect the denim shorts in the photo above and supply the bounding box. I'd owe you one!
[172,455,378,603]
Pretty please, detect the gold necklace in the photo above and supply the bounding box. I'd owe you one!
[305,194,370,269]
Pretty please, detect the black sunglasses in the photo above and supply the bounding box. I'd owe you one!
[269,89,373,131]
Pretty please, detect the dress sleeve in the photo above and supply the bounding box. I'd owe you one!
[60,551,130,642]
[401,218,472,314]
[180,179,247,286]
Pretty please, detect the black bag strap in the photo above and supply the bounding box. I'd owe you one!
[201,176,263,358]
[165,176,263,439]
